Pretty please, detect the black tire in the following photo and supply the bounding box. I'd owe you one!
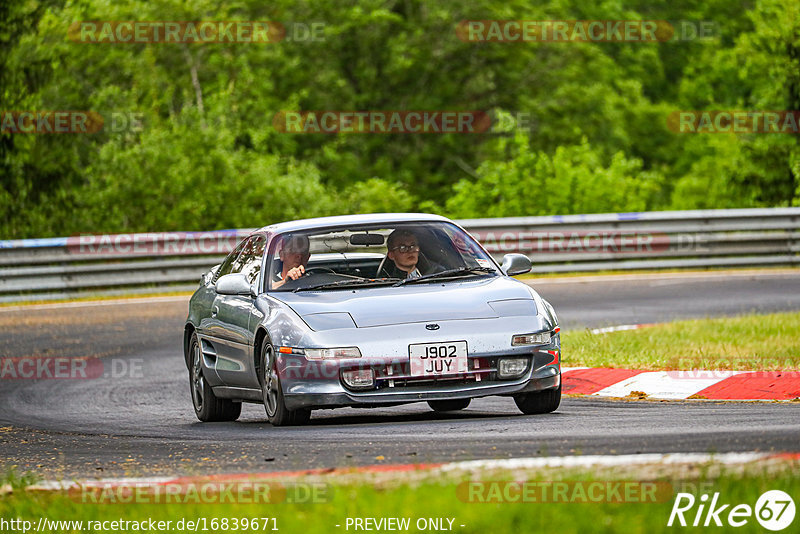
[189,332,241,422]
[259,341,311,426]
[428,398,471,412]
[514,385,561,415]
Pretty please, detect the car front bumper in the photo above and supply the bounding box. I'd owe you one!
[281,354,560,410]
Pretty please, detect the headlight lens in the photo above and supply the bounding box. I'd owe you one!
[512,332,551,345]
[304,347,362,359]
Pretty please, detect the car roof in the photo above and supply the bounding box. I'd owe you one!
[256,213,453,234]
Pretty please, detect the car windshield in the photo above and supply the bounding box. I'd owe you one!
[267,222,499,292]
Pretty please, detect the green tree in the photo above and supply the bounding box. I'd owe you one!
[445,132,662,218]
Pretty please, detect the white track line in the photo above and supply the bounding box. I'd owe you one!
[590,324,650,334]
[31,477,175,491]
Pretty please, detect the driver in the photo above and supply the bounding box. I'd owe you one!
[272,234,310,289]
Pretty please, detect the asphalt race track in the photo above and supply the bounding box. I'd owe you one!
[1,270,799,479]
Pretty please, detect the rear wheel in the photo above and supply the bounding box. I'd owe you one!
[428,398,471,412]
[260,341,311,426]
[514,385,561,415]
[189,333,241,422]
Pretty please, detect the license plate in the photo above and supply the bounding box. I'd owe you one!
[409,341,468,377]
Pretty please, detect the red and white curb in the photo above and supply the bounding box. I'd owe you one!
[562,367,800,400]
[26,452,800,491]
[568,322,800,400]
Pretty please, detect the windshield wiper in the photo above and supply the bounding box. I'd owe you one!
[392,267,496,287]
[293,277,402,292]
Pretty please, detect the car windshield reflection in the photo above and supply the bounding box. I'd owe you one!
[268,222,499,292]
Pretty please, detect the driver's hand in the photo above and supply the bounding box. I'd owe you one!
[286,265,305,280]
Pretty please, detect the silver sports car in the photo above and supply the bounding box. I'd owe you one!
[184,213,561,425]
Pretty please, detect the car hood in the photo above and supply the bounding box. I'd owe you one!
[272,276,536,328]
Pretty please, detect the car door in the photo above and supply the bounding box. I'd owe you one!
[211,234,266,388]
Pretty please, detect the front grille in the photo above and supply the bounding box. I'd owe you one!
[379,374,487,389]
[368,357,500,391]
[339,352,553,393]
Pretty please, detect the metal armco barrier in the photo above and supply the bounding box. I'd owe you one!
[0,208,798,302]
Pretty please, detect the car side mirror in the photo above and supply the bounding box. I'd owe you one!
[501,254,532,276]
[215,273,254,296]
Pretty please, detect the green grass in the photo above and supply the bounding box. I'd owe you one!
[0,468,39,491]
[2,465,798,534]
[562,311,800,371]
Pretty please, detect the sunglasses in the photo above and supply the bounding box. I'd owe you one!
[390,244,419,253]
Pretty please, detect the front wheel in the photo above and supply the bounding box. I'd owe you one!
[514,385,561,415]
[189,333,241,422]
[428,398,471,412]
[260,342,311,426]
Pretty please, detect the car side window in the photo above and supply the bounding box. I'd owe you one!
[213,238,247,283]
[238,235,266,285]
[226,235,263,280]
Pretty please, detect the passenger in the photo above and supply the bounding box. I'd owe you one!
[382,229,440,279]
[272,234,310,289]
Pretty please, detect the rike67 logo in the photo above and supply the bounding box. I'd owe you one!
[668,490,795,530]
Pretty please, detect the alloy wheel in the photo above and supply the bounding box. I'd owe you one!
[263,344,279,417]
[191,341,204,412]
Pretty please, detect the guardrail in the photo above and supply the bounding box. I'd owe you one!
[1,208,798,302]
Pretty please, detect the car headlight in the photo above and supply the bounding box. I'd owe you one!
[304,347,362,359]
[341,368,375,389]
[512,332,551,345]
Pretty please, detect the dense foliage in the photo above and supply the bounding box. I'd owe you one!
[1,0,799,238]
